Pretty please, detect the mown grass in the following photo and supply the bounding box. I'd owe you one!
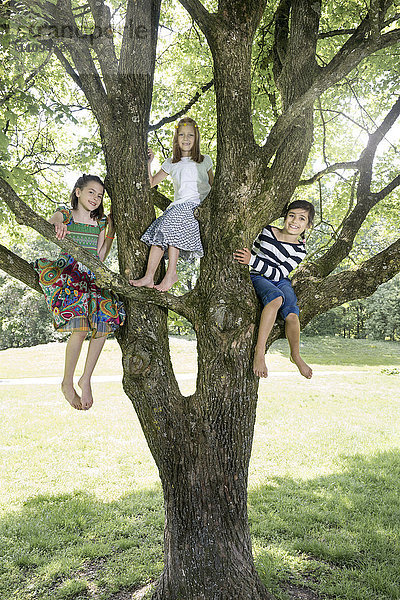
[0,336,399,599]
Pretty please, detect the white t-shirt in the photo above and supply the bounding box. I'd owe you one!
[161,155,213,206]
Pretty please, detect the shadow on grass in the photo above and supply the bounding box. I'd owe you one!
[2,451,400,600]
[0,488,164,600]
[249,450,400,600]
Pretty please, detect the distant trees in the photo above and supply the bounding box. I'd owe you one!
[304,275,400,341]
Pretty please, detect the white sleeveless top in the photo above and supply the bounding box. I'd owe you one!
[161,155,213,207]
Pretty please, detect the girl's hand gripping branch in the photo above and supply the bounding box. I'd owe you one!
[233,248,251,265]
[54,222,70,240]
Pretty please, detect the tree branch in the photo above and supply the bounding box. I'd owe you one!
[318,28,358,38]
[318,10,400,39]
[300,94,400,186]
[272,0,291,82]
[374,173,400,202]
[355,93,400,201]
[306,95,400,278]
[177,0,214,39]
[51,46,83,88]
[296,237,400,326]
[299,161,360,185]
[0,244,42,293]
[262,24,400,162]
[85,0,119,93]
[119,0,161,82]
[29,0,111,123]
[151,188,171,211]
[148,79,214,131]
[0,49,55,108]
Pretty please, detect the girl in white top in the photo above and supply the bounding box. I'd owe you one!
[131,117,214,291]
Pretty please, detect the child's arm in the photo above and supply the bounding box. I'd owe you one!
[148,148,168,187]
[97,214,115,262]
[208,168,214,186]
[233,248,251,265]
[234,241,281,278]
[49,211,69,240]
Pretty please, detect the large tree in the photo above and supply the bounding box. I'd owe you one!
[1,1,399,598]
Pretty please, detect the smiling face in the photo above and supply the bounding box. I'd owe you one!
[177,124,196,156]
[282,208,311,238]
[76,181,104,213]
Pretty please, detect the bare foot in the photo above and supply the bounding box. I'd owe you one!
[61,381,82,410]
[253,352,268,378]
[290,354,313,379]
[78,377,93,410]
[129,275,154,288]
[154,272,178,292]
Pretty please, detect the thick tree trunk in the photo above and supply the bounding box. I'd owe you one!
[118,333,272,599]
[150,315,271,599]
[155,459,271,599]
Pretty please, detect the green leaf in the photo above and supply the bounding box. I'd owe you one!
[0,131,10,150]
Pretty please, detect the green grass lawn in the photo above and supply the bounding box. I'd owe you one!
[0,336,399,600]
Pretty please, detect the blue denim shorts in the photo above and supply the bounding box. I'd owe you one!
[250,273,299,320]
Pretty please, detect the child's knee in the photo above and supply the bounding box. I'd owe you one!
[268,296,283,310]
[71,331,87,340]
[285,311,299,322]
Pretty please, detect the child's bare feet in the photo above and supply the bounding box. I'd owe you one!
[129,275,154,288]
[290,354,313,379]
[253,351,268,378]
[154,272,178,292]
[78,377,94,410]
[61,381,82,410]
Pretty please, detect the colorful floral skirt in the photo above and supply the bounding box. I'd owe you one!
[34,254,125,338]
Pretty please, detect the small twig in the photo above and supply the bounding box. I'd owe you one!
[148,80,214,131]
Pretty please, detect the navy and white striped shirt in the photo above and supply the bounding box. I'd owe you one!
[249,225,306,282]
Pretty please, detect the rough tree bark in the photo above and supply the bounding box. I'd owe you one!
[1,1,400,599]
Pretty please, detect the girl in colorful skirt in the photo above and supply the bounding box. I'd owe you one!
[130,116,214,291]
[34,174,125,410]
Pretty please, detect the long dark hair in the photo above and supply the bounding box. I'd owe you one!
[171,116,203,163]
[280,200,315,241]
[70,174,105,220]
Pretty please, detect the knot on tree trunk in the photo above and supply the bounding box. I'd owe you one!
[207,300,254,334]
[124,349,152,376]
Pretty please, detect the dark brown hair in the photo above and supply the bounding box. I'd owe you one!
[281,200,315,224]
[70,174,105,220]
[171,117,203,163]
[281,200,315,241]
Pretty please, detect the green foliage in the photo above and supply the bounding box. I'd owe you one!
[364,275,400,341]
[305,274,400,341]
[0,2,103,231]
[0,275,62,349]
[0,0,399,348]
[149,0,216,165]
